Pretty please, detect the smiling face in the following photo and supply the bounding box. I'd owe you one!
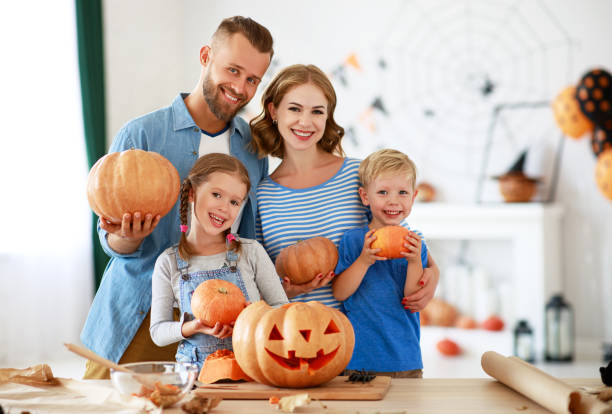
[268,82,329,154]
[232,301,355,388]
[201,33,271,122]
[359,173,418,228]
[189,171,247,237]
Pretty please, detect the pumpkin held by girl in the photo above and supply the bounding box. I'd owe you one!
[86,148,180,224]
[232,301,354,388]
[190,279,247,327]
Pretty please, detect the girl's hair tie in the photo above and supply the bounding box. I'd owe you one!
[180,224,188,233]
[226,233,237,243]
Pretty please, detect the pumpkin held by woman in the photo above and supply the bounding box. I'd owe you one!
[190,279,246,327]
[198,349,253,384]
[274,237,339,284]
[232,301,355,388]
[86,148,180,224]
[370,225,410,259]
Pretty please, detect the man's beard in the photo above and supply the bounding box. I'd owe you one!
[202,73,246,123]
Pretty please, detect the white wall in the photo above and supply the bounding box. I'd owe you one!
[103,0,612,350]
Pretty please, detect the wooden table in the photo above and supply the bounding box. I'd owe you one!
[173,378,606,413]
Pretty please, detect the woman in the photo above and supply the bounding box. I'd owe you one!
[250,64,439,310]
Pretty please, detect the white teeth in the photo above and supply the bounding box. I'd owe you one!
[385,210,401,215]
[293,130,312,137]
[209,213,225,224]
[224,92,238,102]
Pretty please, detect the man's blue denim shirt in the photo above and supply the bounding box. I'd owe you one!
[80,94,268,362]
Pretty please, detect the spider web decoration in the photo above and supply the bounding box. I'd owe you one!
[331,0,575,202]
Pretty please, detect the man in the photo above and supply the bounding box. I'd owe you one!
[81,16,273,379]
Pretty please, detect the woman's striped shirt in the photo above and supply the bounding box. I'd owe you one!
[256,158,369,309]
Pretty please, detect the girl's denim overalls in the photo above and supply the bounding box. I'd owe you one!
[174,246,250,370]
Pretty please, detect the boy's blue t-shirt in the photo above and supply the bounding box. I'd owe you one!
[335,224,428,372]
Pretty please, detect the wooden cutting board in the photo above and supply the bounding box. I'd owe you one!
[194,375,391,400]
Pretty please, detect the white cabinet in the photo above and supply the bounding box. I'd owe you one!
[410,202,564,355]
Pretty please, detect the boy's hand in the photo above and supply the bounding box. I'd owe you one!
[400,231,422,263]
[182,319,233,339]
[282,271,335,298]
[357,229,387,266]
[101,212,161,241]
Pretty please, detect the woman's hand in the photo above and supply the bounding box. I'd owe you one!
[282,270,335,298]
[401,266,438,312]
[181,319,233,339]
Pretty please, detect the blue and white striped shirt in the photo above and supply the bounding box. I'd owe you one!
[256,158,369,308]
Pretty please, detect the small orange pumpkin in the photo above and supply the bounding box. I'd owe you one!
[87,149,180,224]
[481,315,505,331]
[190,279,246,326]
[370,225,410,259]
[275,237,339,284]
[421,298,458,327]
[455,315,477,329]
[232,301,355,388]
[436,338,461,356]
[198,349,253,384]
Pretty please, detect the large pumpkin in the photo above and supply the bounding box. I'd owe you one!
[232,301,354,388]
[87,148,180,224]
[370,225,410,259]
[191,279,246,326]
[420,298,458,327]
[275,237,338,284]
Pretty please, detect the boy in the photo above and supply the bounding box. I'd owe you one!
[332,149,432,378]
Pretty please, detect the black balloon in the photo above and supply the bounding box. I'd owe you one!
[591,123,612,157]
[575,68,612,126]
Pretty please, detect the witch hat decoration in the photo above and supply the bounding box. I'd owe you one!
[492,150,540,202]
[507,151,528,174]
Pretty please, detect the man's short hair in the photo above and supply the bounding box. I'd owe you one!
[213,16,274,58]
[359,149,417,189]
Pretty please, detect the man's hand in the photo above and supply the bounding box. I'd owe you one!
[101,212,161,254]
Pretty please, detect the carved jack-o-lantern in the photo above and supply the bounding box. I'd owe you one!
[232,300,355,388]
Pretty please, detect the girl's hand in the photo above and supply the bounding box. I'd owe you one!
[401,266,438,312]
[357,229,386,266]
[101,212,161,241]
[181,319,234,339]
[282,271,335,298]
[400,231,422,263]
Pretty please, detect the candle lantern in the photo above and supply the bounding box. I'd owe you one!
[513,320,535,363]
[544,294,574,362]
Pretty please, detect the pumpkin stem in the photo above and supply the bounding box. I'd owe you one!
[218,287,228,294]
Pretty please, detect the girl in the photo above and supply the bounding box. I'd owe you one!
[150,153,288,369]
[250,64,440,310]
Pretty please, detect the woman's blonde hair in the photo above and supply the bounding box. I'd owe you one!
[359,149,417,189]
[250,64,344,159]
[178,153,251,261]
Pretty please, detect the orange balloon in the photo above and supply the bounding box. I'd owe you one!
[552,86,594,139]
[595,149,612,201]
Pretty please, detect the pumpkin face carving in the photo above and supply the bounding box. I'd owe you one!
[232,301,354,388]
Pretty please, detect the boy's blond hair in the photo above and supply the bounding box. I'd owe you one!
[359,149,417,188]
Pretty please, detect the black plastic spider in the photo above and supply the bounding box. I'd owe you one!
[346,369,376,383]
